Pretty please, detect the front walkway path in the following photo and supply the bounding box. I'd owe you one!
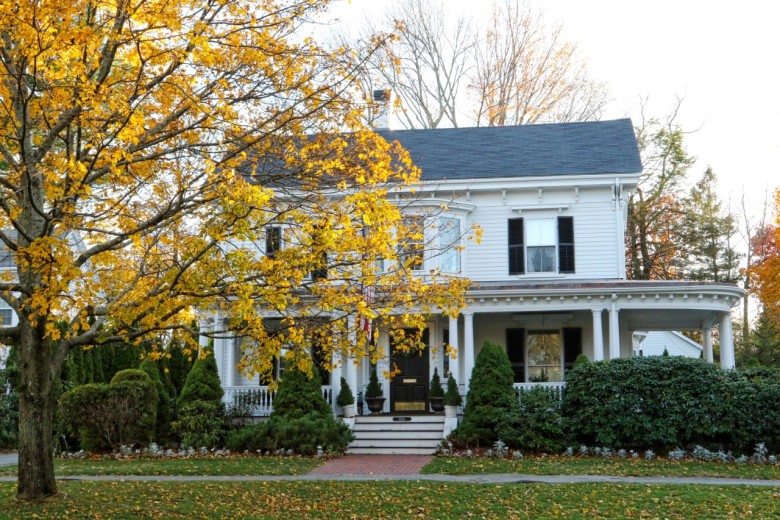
[309,455,432,475]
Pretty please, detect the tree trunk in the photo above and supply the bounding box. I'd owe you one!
[16,330,58,500]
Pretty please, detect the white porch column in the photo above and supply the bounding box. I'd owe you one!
[463,311,475,392]
[702,327,714,363]
[448,315,460,383]
[226,337,236,387]
[591,309,604,361]
[720,313,735,369]
[609,303,620,359]
[345,317,359,405]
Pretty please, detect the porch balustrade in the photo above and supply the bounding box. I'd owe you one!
[223,385,333,417]
[514,381,566,401]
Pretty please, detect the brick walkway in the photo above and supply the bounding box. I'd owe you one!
[309,455,433,475]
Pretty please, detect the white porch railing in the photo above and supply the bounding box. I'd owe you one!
[514,382,566,401]
[224,385,334,417]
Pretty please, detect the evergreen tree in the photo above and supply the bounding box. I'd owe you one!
[271,366,331,419]
[167,340,195,396]
[177,346,223,408]
[454,340,518,444]
[742,309,780,367]
[682,167,741,282]
[139,358,174,444]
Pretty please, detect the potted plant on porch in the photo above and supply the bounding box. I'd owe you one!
[444,375,462,418]
[336,377,355,418]
[365,366,385,414]
[429,367,445,413]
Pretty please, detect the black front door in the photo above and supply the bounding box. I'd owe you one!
[390,329,429,413]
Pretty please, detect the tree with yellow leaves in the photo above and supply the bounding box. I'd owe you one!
[0,0,473,500]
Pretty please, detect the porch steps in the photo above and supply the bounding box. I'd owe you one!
[346,415,445,455]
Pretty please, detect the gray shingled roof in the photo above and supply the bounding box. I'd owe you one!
[375,119,641,181]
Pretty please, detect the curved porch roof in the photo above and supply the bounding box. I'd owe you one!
[465,279,744,331]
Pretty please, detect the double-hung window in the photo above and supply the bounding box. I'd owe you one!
[439,217,461,272]
[508,216,575,275]
[265,226,282,258]
[398,216,425,271]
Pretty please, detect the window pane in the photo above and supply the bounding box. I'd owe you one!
[527,246,555,272]
[399,216,424,270]
[526,218,556,246]
[527,332,562,382]
[439,217,460,272]
[0,309,12,327]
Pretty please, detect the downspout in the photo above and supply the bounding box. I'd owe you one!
[615,178,625,279]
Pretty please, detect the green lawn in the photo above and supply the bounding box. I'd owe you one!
[3,455,780,481]
[423,456,780,480]
[0,456,321,477]
[2,481,779,519]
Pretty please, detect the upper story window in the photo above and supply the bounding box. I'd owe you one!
[439,217,461,272]
[265,226,282,258]
[508,216,575,275]
[0,300,12,327]
[398,216,425,271]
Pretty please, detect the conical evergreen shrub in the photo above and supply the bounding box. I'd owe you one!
[271,366,331,419]
[139,358,174,445]
[177,345,223,407]
[453,339,518,445]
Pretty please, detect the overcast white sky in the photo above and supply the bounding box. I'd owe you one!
[324,0,780,213]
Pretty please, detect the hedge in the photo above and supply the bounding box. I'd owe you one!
[562,356,780,452]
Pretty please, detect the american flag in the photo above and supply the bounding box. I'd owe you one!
[360,284,375,343]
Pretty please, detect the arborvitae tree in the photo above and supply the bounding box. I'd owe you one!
[682,167,741,282]
[139,358,174,445]
[272,366,331,419]
[167,340,195,396]
[177,346,223,408]
[108,369,158,447]
[455,340,518,444]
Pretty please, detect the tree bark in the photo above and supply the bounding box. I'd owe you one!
[16,326,58,500]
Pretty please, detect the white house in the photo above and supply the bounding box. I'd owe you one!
[632,331,704,358]
[212,118,743,422]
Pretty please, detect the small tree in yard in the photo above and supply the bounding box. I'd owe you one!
[139,358,174,445]
[58,370,157,451]
[227,366,352,455]
[177,346,224,408]
[172,346,226,448]
[453,340,518,445]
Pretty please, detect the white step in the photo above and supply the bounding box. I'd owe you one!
[347,447,438,455]
[346,414,446,455]
[351,430,444,440]
[349,438,442,448]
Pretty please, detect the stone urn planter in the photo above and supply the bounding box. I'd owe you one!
[444,405,458,418]
[429,396,445,413]
[341,403,356,418]
[365,396,386,415]
[365,367,385,415]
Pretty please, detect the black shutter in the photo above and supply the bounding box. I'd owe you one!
[558,216,575,273]
[563,327,582,375]
[266,226,281,258]
[508,218,524,275]
[506,328,525,383]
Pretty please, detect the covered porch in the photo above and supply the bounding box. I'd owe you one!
[213,279,743,417]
